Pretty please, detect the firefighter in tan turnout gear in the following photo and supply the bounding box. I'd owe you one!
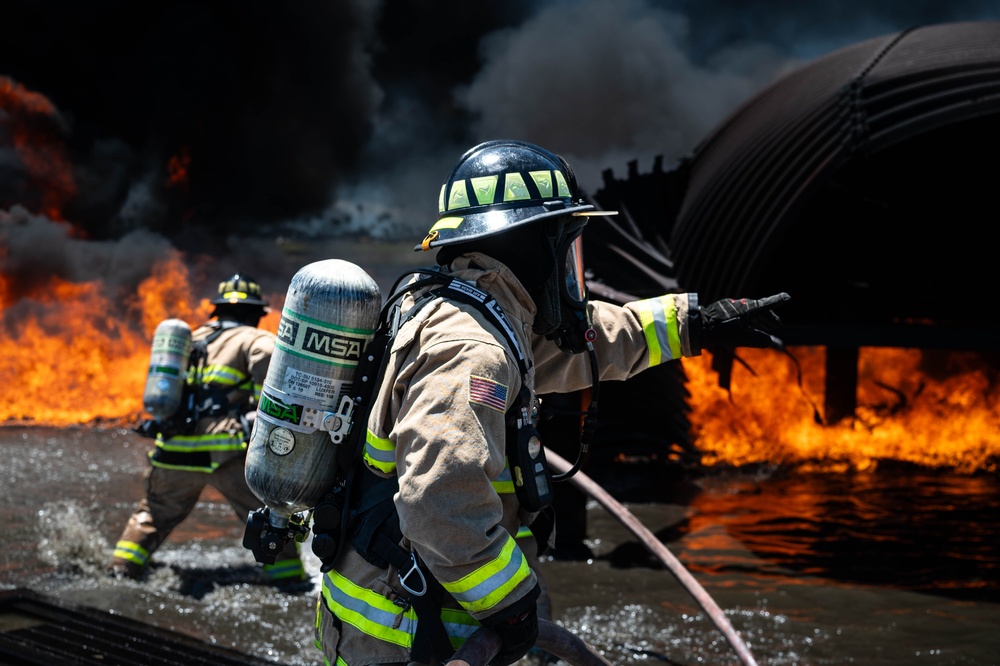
[311,140,789,665]
[111,274,305,584]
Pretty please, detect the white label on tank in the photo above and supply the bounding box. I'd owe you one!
[267,427,296,456]
[281,367,345,404]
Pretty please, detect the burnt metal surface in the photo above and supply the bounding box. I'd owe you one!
[578,19,1000,440]
[593,20,1000,351]
[570,167,694,466]
[582,157,683,302]
[0,588,281,666]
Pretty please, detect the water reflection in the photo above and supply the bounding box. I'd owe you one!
[683,468,1000,599]
[2,426,999,665]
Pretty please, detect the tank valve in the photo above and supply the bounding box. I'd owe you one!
[243,507,309,565]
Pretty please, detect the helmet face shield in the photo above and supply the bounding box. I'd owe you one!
[561,234,587,307]
[541,220,595,354]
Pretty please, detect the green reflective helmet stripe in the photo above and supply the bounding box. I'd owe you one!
[530,170,553,197]
[503,172,530,202]
[554,170,571,197]
[472,175,498,205]
[212,273,268,306]
[440,169,569,213]
[447,179,470,210]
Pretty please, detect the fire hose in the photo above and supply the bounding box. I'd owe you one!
[446,451,759,666]
[546,449,759,666]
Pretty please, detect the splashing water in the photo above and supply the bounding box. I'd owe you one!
[37,500,113,575]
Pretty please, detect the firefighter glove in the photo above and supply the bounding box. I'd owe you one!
[480,582,541,666]
[695,292,790,352]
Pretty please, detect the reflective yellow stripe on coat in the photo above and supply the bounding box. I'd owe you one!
[321,570,479,651]
[363,429,395,473]
[319,535,529,652]
[439,535,531,614]
[155,431,246,452]
[633,294,683,367]
[491,461,515,495]
[199,363,251,389]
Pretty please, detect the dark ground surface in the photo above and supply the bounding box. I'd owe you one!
[3,425,999,665]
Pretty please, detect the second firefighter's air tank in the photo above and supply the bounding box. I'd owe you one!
[245,259,382,525]
[142,318,193,422]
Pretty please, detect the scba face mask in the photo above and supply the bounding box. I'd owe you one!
[534,221,596,354]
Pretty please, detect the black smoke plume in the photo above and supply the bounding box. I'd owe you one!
[2,0,997,299]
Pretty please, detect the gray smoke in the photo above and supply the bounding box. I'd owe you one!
[456,0,797,192]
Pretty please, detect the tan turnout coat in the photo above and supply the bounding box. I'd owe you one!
[318,253,697,665]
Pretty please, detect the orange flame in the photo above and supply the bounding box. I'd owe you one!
[685,347,1000,473]
[0,252,279,427]
[0,275,147,426]
[128,251,212,337]
[3,249,993,475]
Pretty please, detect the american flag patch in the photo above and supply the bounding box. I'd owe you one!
[469,375,508,412]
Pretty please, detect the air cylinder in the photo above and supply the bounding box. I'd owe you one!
[245,259,382,523]
[142,318,193,421]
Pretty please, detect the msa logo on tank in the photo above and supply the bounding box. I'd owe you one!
[258,391,304,426]
[277,313,367,366]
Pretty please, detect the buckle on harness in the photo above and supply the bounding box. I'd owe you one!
[398,552,428,597]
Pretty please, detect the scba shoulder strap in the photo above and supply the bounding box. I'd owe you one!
[423,277,529,375]
[423,279,555,513]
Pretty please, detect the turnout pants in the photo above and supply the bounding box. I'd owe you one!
[111,453,303,581]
